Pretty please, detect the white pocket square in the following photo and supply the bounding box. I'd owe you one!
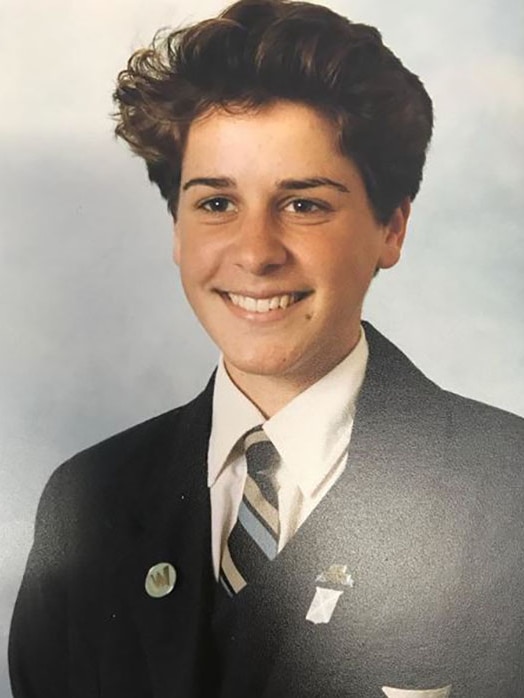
[382,686,452,698]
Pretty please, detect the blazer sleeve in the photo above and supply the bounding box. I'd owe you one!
[8,463,100,698]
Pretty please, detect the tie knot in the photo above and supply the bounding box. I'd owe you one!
[243,426,279,507]
[244,426,278,478]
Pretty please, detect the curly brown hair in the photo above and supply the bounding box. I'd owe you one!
[113,0,433,223]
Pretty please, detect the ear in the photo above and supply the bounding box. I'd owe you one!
[172,218,181,267]
[377,197,411,270]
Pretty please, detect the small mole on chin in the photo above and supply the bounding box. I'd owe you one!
[305,313,313,320]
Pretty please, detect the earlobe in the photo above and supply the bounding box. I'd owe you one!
[377,197,410,270]
[172,221,181,266]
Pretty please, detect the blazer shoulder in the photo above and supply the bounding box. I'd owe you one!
[41,376,215,523]
[443,388,524,440]
[49,405,181,491]
[440,389,524,490]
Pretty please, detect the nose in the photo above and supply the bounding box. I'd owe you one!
[232,210,288,275]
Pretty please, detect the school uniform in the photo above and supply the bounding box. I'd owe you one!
[9,323,524,697]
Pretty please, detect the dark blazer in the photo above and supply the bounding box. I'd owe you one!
[9,323,524,698]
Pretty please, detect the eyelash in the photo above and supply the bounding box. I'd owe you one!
[198,197,234,213]
[284,199,329,214]
[196,197,331,214]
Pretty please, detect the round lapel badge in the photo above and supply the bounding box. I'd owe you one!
[145,562,177,598]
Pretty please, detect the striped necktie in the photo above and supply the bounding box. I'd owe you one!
[219,426,280,596]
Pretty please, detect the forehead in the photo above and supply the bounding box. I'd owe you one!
[181,100,343,172]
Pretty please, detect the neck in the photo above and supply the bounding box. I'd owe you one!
[226,373,314,418]
[224,344,359,418]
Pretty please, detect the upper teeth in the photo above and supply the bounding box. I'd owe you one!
[228,293,300,313]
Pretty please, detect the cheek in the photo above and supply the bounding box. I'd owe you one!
[338,234,383,279]
[178,239,223,289]
[318,250,376,307]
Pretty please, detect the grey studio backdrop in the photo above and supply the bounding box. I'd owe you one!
[1,0,523,694]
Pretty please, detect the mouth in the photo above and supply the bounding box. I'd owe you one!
[221,291,311,314]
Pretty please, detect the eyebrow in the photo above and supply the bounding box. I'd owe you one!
[277,177,349,193]
[181,176,349,193]
[182,177,234,191]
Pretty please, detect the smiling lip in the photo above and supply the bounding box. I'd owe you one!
[220,290,311,314]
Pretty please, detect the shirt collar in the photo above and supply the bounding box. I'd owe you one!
[207,358,264,487]
[208,327,368,494]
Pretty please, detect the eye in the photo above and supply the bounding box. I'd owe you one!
[199,197,236,213]
[284,199,329,214]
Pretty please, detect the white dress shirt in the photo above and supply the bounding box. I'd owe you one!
[207,327,369,579]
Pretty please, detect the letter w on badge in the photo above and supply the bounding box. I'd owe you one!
[151,565,171,588]
[382,686,452,698]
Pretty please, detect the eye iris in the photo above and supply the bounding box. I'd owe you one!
[295,200,314,212]
[207,198,228,211]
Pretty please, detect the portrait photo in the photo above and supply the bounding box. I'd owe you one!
[1,0,523,696]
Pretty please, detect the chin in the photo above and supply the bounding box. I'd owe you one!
[226,357,287,378]
[223,348,302,381]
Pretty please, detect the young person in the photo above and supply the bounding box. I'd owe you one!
[9,1,524,696]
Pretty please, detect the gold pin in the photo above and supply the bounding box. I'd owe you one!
[316,564,354,587]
